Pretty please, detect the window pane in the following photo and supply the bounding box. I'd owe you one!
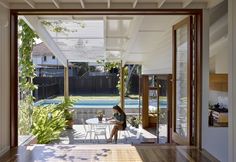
[175,24,188,137]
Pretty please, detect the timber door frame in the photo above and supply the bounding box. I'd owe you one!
[10,9,202,148]
[172,16,193,145]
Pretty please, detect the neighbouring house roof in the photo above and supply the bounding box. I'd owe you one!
[32,42,53,56]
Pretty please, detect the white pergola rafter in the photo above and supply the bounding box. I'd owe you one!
[51,36,129,39]
[107,0,110,8]
[80,0,85,8]
[52,0,60,8]
[208,0,224,8]
[24,0,36,8]
[0,0,9,9]
[157,0,166,8]
[182,0,193,8]
[133,0,138,8]
[104,16,107,60]
[121,16,144,64]
[23,16,68,67]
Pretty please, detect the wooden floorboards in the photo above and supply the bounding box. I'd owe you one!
[0,144,219,162]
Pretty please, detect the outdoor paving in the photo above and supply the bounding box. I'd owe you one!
[53,124,167,145]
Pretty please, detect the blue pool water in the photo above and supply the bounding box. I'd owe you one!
[34,99,167,109]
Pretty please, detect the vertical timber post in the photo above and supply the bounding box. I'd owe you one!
[120,61,125,110]
[64,61,69,99]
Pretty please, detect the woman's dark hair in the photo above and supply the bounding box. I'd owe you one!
[113,105,125,114]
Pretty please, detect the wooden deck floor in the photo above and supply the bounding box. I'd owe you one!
[0,144,219,162]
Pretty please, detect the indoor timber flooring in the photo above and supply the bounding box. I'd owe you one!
[0,144,219,162]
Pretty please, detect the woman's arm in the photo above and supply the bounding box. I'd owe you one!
[106,116,114,121]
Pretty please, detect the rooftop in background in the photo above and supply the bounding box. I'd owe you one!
[32,42,53,56]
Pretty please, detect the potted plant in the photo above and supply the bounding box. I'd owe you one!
[129,116,141,128]
[65,109,74,129]
[57,97,74,129]
[96,110,104,122]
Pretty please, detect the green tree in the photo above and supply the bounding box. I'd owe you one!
[97,60,141,96]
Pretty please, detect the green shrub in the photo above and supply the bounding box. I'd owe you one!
[159,109,167,124]
[57,97,74,121]
[18,105,31,135]
[31,104,66,144]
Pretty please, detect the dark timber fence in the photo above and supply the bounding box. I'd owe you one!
[33,74,139,100]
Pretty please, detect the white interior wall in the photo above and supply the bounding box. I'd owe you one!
[215,50,228,73]
[201,10,228,162]
[210,44,228,74]
[0,6,10,156]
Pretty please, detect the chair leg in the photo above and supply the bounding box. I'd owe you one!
[125,130,131,142]
[118,131,121,140]
[126,130,131,138]
[105,133,107,140]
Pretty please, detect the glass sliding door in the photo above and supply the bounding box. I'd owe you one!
[156,75,172,144]
[172,16,193,145]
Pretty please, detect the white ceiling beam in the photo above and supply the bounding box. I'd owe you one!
[123,16,144,51]
[107,17,133,20]
[51,36,129,39]
[107,36,130,39]
[133,0,138,8]
[9,2,207,9]
[23,16,68,67]
[0,0,9,9]
[104,16,108,60]
[122,16,144,63]
[157,0,166,8]
[139,29,165,32]
[107,0,110,8]
[106,48,124,51]
[24,0,36,8]
[53,36,104,39]
[38,16,103,20]
[52,0,60,8]
[182,0,193,8]
[207,0,224,8]
[80,0,85,8]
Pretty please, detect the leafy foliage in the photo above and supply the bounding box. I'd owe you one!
[97,60,129,95]
[18,19,38,135]
[31,98,75,143]
[128,116,141,128]
[58,97,75,121]
[18,100,31,135]
[41,20,85,33]
[31,105,66,144]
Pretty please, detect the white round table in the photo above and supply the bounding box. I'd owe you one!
[86,117,112,125]
[86,118,113,135]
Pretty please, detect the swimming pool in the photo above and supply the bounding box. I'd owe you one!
[34,99,167,109]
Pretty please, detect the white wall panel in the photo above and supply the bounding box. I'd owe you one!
[201,10,228,162]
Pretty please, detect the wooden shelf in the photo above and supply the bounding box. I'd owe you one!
[209,74,228,92]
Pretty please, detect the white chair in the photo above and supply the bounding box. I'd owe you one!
[118,127,131,142]
[81,118,94,142]
[93,125,107,143]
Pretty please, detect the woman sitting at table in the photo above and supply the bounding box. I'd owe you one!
[106,105,126,143]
